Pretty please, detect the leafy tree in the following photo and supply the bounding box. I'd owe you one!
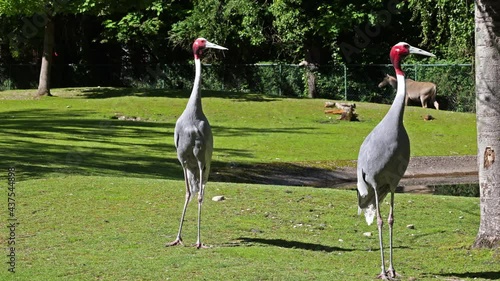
[0,0,169,96]
[169,0,400,97]
[403,0,474,61]
[169,0,271,63]
[0,0,82,96]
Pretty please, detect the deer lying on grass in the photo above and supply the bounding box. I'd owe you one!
[378,74,439,110]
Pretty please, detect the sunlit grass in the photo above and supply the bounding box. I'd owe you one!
[0,87,476,181]
[0,88,491,280]
[0,176,495,280]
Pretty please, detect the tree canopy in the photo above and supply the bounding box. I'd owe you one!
[0,0,474,66]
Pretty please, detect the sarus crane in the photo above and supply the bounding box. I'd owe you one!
[357,42,434,279]
[167,38,227,249]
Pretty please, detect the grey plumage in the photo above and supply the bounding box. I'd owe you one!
[356,42,434,279]
[357,74,410,225]
[167,38,227,249]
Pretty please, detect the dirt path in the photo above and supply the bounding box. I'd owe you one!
[212,156,478,193]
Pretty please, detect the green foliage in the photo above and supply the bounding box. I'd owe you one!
[269,0,311,58]
[432,184,480,197]
[169,0,240,49]
[0,0,45,15]
[102,12,162,43]
[404,0,474,61]
[223,0,268,45]
[98,0,169,43]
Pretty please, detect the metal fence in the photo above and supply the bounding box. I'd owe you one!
[0,63,474,112]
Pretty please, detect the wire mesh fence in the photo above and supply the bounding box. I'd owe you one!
[0,63,474,112]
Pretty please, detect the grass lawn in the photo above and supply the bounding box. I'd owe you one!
[0,87,477,181]
[0,87,495,280]
[1,177,498,281]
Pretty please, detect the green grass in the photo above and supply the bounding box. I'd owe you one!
[0,87,492,280]
[0,176,497,281]
[0,87,476,181]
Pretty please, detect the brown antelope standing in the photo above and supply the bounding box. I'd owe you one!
[378,74,439,110]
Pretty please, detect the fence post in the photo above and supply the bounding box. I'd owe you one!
[414,64,418,81]
[221,64,224,91]
[343,64,347,100]
[279,64,282,96]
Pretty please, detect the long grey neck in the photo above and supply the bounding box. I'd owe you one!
[385,74,406,126]
[186,58,203,114]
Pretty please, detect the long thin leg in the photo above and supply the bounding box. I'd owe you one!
[166,168,191,247]
[387,192,397,278]
[195,167,208,249]
[421,96,427,108]
[375,188,388,280]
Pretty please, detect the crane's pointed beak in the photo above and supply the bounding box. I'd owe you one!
[205,41,228,51]
[409,46,435,57]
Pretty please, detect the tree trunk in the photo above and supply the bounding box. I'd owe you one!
[306,69,317,98]
[37,18,54,97]
[473,0,500,249]
[304,45,320,98]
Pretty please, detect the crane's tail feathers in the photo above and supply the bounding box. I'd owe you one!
[360,205,376,225]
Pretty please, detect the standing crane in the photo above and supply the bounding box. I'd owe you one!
[167,38,227,249]
[357,42,434,279]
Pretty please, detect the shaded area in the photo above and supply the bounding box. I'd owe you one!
[211,157,479,194]
[433,271,500,280]
[238,237,354,252]
[211,161,356,188]
[0,108,181,180]
[0,107,317,182]
[431,183,480,197]
[0,109,182,179]
[73,87,279,102]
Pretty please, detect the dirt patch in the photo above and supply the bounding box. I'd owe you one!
[211,156,478,193]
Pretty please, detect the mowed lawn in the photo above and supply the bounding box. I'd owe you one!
[0,88,496,281]
[0,87,477,180]
[2,177,498,281]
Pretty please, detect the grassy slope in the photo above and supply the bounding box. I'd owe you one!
[0,88,493,280]
[1,177,497,281]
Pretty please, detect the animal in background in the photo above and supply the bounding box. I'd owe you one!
[378,74,439,110]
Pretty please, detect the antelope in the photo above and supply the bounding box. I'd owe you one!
[378,74,439,110]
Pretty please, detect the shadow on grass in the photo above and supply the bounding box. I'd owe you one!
[0,107,320,182]
[0,108,182,180]
[238,237,354,252]
[433,271,500,280]
[76,87,279,102]
[211,161,356,188]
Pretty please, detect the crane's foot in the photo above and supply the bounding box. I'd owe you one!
[387,268,400,279]
[377,270,400,280]
[166,237,183,247]
[377,272,389,280]
[195,242,210,249]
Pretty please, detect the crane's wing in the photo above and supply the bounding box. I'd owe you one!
[356,124,409,225]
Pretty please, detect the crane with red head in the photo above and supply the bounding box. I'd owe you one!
[357,42,434,279]
[167,38,227,249]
